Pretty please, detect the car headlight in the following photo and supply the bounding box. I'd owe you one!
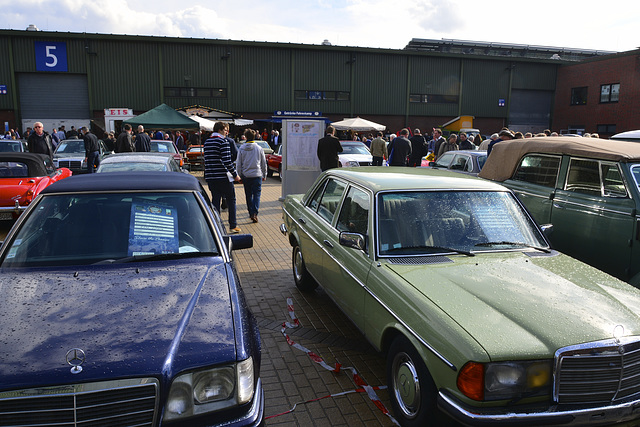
[344,160,360,167]
[81,159,87,168]
[457,360,551,401]
[165,357,254,421]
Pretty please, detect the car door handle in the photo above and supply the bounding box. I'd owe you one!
[553,203,563,209]
[323,240,333,248]
[298,218,306,224]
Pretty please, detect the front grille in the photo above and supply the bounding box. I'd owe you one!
[58,160,82,170]
[0,378,158,426]
[358,161,372,166]
[555,337,640,404]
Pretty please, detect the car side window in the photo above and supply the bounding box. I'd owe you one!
[435,152,454,168]
[565,158,602,196]
[336,187,370,236]
[450,154,469,171]
[601,163,627,197]
[512,154,560,187]
[317,179,346,223]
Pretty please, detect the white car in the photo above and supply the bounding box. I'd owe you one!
[338,141,372,167]
[610,130,640,142]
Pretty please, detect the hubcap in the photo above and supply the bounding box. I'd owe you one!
[294,248,304,281]
[392,352,421,418]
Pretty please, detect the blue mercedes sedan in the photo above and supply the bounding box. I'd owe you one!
[0,172,263,426]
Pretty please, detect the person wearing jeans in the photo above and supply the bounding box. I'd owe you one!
[236,129,267,223]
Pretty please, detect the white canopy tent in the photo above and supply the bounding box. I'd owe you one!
[331,117,386,132]
[184,114,254,131]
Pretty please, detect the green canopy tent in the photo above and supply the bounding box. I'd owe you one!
[123,103,199,130]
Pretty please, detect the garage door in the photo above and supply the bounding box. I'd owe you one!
[18,73,90,120]
[509,89,553,133]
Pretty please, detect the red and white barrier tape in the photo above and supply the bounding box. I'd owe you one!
[269,297,399,425]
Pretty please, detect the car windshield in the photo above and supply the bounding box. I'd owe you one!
[150,141,177,154]
[55,140,84,154]
[342,143,370,155]
[0,142,23,152]
[1,192,218,268]
[378,191,547,256]
[98,162,169,172]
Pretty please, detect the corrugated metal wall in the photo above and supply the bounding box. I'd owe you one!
[0,31,561,128]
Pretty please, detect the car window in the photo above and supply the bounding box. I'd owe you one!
[450,154,469,171]
[336,187,370,236]
[0,161,29,177]
[98,162,169,172]
[0,142,22,152]
[377,191,546,256]
[477,155,487,171]
[1,192,218,268]
[310,179,346,223]
[342,144,370,155]
[151,141,176,154]
[565,158,601,195]
[43,157,56,174]
[601,163,627,197]
[434,152,455,167]
[512,154,560,187]
[56,140,84,154]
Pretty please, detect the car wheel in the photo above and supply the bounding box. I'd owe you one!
[292,244,317,292]
[387,335,445,427]
[278,165,283,180]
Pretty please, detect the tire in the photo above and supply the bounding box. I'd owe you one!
[278,165,283,180]
[292,244,317,292]
[387,335,447,427]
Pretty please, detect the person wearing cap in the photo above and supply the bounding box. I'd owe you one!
[487,129,514,156]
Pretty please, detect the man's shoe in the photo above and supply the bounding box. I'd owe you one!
[251,214,258,223]
[230,227,241,234]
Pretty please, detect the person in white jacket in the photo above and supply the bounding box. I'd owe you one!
[236,129,267,223]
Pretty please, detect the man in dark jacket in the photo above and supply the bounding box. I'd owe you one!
[116,124,134,152]
[388,128,412,166]
[408,128,427,167]
[81,126,100,173]
[316,125,343,171]
[134,125,151,152]
[27,122,54,160]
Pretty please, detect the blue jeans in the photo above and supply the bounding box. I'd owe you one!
[87,151,100,173]
[207,179,237,229]
[242,177,262,216]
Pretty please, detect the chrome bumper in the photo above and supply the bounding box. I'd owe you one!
[439,391,640,426]
[280,223,288,235]
[0,200,25,213]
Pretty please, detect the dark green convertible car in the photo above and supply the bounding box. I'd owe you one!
[479,136,640,285]
[281,167,640,426]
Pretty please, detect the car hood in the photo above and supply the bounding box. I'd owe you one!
[0,258,236,391]
[385,252,640,360]
[339,153,372,162]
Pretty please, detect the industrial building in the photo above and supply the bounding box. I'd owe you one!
[0,28,634,138]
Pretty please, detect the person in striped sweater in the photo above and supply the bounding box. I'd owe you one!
[204,121,242,233]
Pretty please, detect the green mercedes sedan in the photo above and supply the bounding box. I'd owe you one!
[280,167,640,427]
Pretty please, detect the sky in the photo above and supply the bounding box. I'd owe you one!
[1,0,638,53]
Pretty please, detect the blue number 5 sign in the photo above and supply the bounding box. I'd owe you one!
[35,42,68,72]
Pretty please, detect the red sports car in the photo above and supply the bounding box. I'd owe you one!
[0,153,72,220]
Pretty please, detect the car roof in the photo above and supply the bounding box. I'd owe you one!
[611,130,640,141]
[479,136,640,182]
[100,152,174,164]
[41,171,201,194]
[321,167,507,193]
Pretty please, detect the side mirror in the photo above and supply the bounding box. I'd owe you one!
[230,233,253,250]
[339,232,366,251]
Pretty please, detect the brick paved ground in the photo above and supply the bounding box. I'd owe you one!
[196,172,397,427]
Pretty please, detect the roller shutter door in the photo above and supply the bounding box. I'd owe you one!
[509,89,553,131]
[18,73,90,120]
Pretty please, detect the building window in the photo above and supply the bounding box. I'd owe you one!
[409,94,458,104]
[597,124,617,134]
[570,87,588,105]
[295,90,350,101]
[165,87,227,98]
[600,83,620,103]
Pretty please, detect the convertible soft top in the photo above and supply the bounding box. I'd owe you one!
[42,171,202,194]
[479,136,640,182]
[0,152,52,177]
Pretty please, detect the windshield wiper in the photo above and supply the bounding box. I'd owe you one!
[474,241,551,253]
[92,251,218,264]
[385,245,475,257]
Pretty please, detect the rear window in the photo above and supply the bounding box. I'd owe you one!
[0,161,28,177]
